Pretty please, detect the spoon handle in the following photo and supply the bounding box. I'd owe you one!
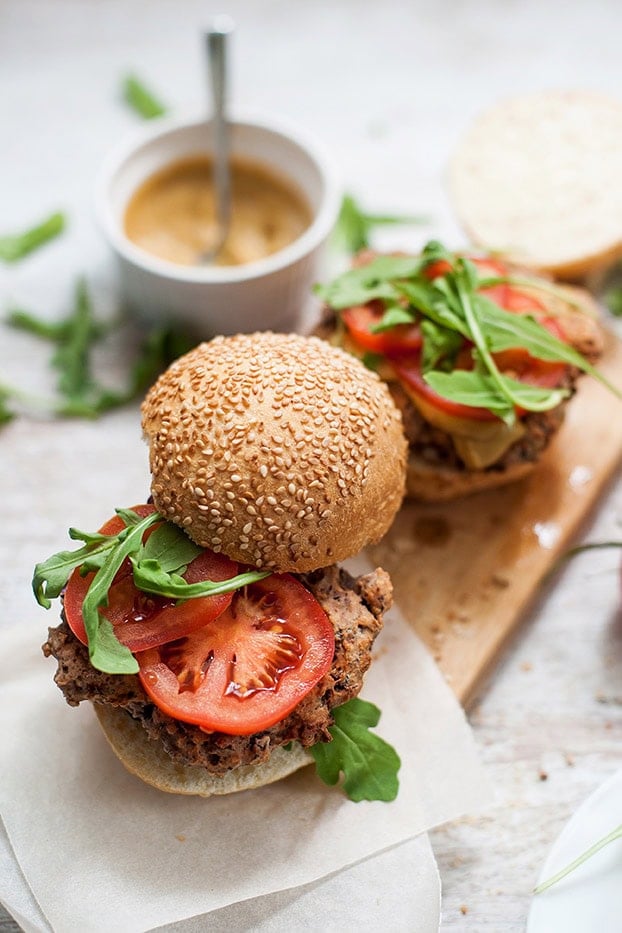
[206,16,234,244]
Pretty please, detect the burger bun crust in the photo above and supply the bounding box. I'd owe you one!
[405,454,534,502]
[142,332,407,571]
[94,704,312,797]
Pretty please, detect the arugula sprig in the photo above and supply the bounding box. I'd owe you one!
[316,240,621,422]
[331,193,427,254]
[310,697,400,802]
[3,282,196,425]
[33,510,270,675]
[0,211,66,262]
[122,74,167,119]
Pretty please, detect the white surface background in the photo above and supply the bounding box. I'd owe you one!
[1,0,622,930]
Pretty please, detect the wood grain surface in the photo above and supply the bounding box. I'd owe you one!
[368,330,622,706]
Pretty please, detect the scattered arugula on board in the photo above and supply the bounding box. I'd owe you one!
[1,279,195,425]
[316,239,622,423]
[310,697,400,802]
[0,211,66,262]
[122,74,168,119]
[33,509,270,674]
[331,193,428,254]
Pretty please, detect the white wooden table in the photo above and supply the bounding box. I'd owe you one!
[2,1,622,929]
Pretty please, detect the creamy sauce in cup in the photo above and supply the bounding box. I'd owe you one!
[124,155,312,266]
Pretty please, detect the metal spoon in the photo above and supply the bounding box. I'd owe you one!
[200,15,234,263]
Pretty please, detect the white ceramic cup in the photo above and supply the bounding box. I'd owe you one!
[95,115,342,337]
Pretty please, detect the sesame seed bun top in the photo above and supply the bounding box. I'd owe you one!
[141,332,407,572]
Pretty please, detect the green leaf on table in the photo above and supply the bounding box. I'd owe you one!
[331,193,427,254]
[0,386,16,425]
[122,74,167,119]
[315,255,424,309]
[309,697,400,802]
[4,278,197,426]
[0,212,65,262]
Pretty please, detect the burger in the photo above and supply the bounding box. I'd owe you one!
[315,241,609,501]
[36,332,407,799]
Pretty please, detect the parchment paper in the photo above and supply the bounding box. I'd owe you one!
[0,579,490,933]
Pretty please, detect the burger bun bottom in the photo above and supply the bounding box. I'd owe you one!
[94,704,312,797]
[406,454,534,502]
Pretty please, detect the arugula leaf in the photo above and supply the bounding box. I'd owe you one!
[331,193,427,254]
[34,508,274,674]
[420,319,463,372]
[309,697,400,802]
[122,74,167,119]
[604,286,622,318]
[424,369,568,424]
[563,540,622,560]
[52,277,97,400]
[7,309,69,341]
[80,512,161,673]
[33,538,116,608]
[131,559,271,600]
[371,303,416,333]
[133,521,203,574]
[0,386,16,425]
[361,351,384,372]
[0,212,65,262]
[476,295,621,398]
[89,618,138,675]
[315,255,424,309]
[318,239,621,419]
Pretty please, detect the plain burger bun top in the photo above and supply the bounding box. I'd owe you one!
[142,331,407,572]
[449,89,622,279]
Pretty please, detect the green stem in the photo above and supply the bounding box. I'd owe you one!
[456,278,516,407]
[534,824,622,894]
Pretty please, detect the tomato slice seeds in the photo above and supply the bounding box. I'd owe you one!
[137,575,335,736]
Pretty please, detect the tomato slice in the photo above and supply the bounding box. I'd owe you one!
[342,302,422,354]
[136,575,335,736]
[63,504,239,652]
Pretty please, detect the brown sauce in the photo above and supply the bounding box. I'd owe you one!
[124,155,312,267]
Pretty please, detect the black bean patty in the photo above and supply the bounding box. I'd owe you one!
[42,565,392,775]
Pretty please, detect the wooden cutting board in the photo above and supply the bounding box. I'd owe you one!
[367,329,622,707]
